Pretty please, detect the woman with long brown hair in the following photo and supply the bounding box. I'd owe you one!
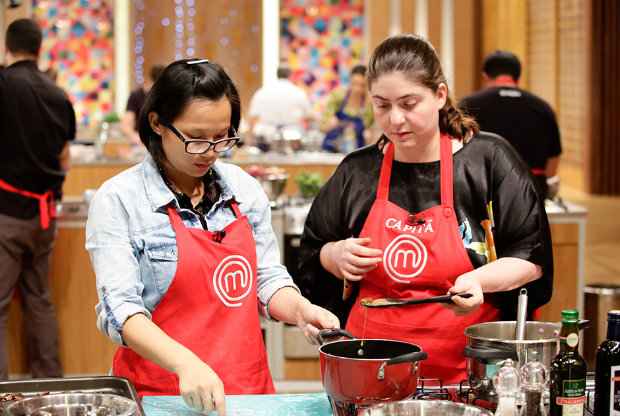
[296,34,553,382]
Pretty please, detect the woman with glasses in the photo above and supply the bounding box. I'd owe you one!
[85,59,339,415]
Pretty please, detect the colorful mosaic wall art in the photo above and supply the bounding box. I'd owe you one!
[33,0,114,129]
[280,0,365,112]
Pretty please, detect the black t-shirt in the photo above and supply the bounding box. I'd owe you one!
[459,87,562,171]
[125,87,146,131]
[295,132,553,324]
[0,60,76,219]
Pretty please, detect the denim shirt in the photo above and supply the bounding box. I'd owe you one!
[85,154,297,345]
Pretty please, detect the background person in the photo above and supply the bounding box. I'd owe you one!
[459,50,562,199]
[0,18,75,379]
[296,35,553,383]
[320,64,374,153]
[247,65,313,151]
[86,59,339,415]
[120,64,165,145]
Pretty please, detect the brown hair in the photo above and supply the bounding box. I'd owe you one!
[368,34,478,141]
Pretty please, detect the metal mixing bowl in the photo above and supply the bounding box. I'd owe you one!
[260,174,288,202]
[360,400,493,415]
[5,393,137,416]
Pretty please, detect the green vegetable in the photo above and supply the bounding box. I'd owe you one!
[295,172,323,199]
[102,112,120,123]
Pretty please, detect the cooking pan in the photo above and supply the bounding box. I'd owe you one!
[318,329,427,416]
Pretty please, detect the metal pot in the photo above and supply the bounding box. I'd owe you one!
[359,400,494,415]
[4,393,137,415]
[318,329,427,416]
[463,320,587,401]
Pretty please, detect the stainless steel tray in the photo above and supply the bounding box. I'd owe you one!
[0,376,144,415]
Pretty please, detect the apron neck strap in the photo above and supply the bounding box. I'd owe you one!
[439,134,454,208]
[376,134,454,208]
[376,142,394,200]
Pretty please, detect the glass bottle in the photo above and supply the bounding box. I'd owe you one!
[549,309,587,416]
[494,359,520,416]
[520,351,547,416]
[594,310,620,415]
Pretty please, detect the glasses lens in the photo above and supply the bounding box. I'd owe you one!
[213,138,238,152]
[186,141,212,154]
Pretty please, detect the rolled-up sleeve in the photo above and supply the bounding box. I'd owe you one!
[246,179,298,319]
[85,187,150,345]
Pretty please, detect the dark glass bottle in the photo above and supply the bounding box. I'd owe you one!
[594,310,620,415]
[550,309,587,416]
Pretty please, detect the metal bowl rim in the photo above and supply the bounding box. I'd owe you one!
[362,399,494,415]
[464,321,559,344]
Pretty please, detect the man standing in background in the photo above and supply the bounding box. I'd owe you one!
[459,51,562,199]
[0,18,75,379]
[120,64,164,145]
[248,65,313,150]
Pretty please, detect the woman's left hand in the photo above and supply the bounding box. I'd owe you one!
[295,299,340,345]
[446,274,484,315]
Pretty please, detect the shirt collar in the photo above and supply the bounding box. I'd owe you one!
[141,153,235,212]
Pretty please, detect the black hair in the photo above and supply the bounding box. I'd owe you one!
[149,64,165,83]
[138,59,241,165]
[368,34,478,141]
[351,64,367,77]
[5,18,42,56]
[482,50,522,81]
[277,66,291,79]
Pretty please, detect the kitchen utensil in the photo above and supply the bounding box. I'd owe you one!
[5,393,137,416]
[318,328,427,416]
[0,376,143,415]
[360,293,473,308]
[259,173,288,204]
[464,320,589,402]
[515,289,528,341]
[359,400,493,415]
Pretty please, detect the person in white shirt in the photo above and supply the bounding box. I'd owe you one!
[248,66,312,150]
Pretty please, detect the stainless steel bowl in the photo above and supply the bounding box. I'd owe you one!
[359,400,493,415]
[5,393,137,416]
[260,174,288,202]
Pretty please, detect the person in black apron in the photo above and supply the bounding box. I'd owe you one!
[322,65,373,153]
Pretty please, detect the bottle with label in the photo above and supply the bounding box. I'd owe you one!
[549,309,587,416]
[594,310,620,415]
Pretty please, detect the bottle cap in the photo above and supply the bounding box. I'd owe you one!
[561,309,579,323]
[608,310,620,322]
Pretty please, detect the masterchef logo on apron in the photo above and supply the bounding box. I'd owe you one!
[213,254,254,307]
[383,234,428,283]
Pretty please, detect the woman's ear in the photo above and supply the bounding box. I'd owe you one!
[149,112,163,136]
[436,83,448,109]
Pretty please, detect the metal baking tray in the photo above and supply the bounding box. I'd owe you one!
[0,376,144,415]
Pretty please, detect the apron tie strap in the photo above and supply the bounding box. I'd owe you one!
[0,179,56,229]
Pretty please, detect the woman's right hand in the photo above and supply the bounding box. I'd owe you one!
[324,237,383,281]
[176,358,226,415]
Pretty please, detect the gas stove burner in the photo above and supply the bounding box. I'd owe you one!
[414,377,450,401]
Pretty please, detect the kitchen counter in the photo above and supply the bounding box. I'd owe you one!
[65,147,344,198]
[143,393,331,416]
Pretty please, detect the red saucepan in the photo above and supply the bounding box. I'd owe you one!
[318,328,428,416]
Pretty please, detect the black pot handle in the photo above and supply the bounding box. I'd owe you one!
[384,350,428,366]
[317,328,355,345]
[377,351,428,380]
[464,345,517,363]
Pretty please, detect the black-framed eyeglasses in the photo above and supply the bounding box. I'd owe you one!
[164,123,240,154]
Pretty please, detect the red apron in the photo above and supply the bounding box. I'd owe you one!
[346,135,500,383]
[0,179,56,229]
[113,202,275,396]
